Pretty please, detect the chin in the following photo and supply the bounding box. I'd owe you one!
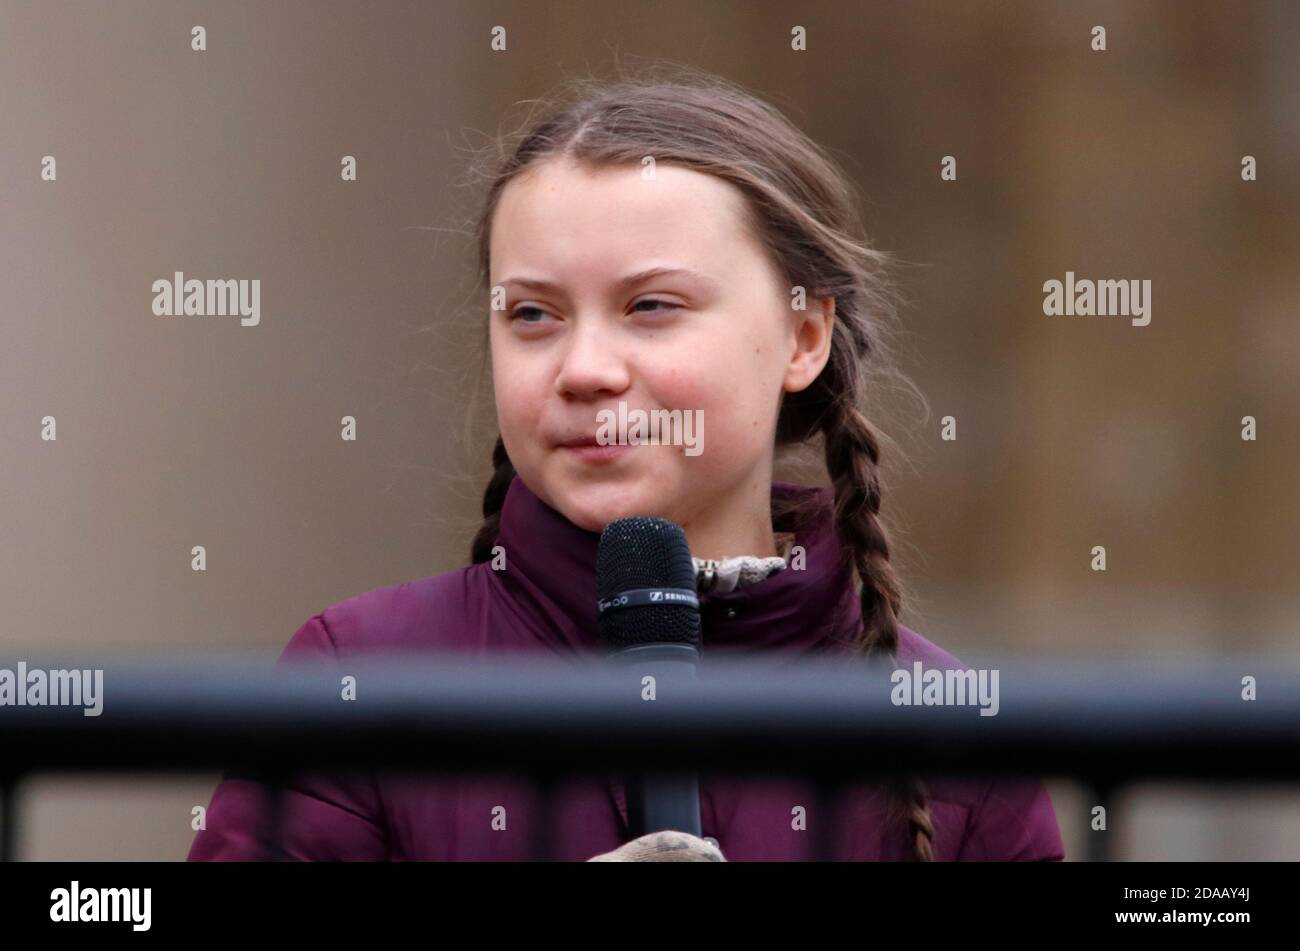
[548,479,661,533]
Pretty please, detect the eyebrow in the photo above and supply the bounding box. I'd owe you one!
[496,266,720,295]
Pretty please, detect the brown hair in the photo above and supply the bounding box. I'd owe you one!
[464,61,934,860]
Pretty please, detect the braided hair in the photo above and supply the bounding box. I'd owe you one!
[465,61,934,860]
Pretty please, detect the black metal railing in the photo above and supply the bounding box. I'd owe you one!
[2,653,1297,861]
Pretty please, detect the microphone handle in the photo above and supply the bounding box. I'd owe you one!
[610,643,703,838]
[627,772,702,838]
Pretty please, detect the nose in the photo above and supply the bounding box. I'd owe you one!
[553,318,631,400]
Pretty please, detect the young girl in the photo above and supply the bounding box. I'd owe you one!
[189,63,1064,862]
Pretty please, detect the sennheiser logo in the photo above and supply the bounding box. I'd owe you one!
[599,589,698,613]
[50,881,151,931]
[655,590,694,603]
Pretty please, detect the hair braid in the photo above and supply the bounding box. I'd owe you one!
[463,61,936,859]
[470,435,516,565]
[823,400,935,861]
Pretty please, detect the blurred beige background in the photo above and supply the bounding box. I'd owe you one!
[1,0,1297,859]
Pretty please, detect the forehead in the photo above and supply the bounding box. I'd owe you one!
[489,158,761,281]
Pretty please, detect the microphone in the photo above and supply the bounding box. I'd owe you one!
[596,515,703,839]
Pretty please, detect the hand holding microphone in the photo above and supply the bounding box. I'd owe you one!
[586,831,726,862]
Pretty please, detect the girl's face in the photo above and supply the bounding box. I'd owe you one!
[487,156,831,548]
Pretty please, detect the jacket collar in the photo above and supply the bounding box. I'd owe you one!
[494,474,862,656]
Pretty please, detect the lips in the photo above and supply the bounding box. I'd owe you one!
[556,435,602,449]
[555,434,632,465]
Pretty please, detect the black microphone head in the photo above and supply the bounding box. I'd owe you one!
[596,516,701,652]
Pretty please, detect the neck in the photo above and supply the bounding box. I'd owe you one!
[676,476,778,561]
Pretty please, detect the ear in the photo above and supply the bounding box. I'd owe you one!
[782,295,835,393]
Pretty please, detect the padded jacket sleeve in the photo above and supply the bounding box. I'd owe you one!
[186,613,391,861]
[956,776,1066,861]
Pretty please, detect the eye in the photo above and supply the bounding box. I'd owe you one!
[632,299,680,315]
[508,305,552,324]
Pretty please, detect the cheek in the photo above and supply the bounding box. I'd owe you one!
[491,350,545,441]
[494,375,542,441]
[651,356,774,456]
